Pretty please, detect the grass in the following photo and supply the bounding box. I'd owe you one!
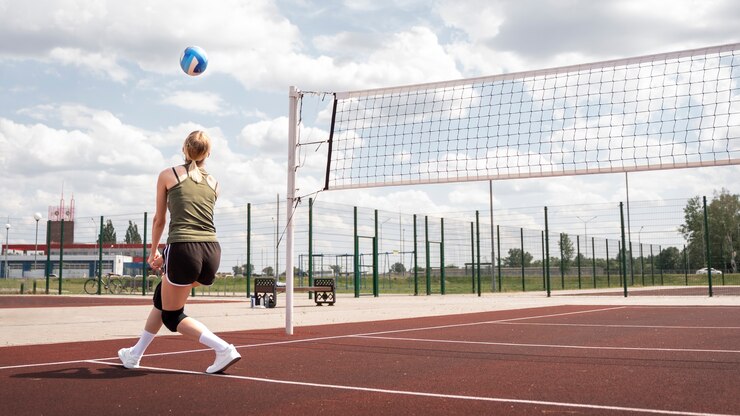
[1,272,737,296]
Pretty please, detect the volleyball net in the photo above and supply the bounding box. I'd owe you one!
[283,42,740,334]
[322,42,740,190]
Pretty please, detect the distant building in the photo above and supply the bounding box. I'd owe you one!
[0,195,163,279]
[48,195,75,244]
[0,243,163,278]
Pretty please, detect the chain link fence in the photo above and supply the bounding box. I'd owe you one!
[1,193,737,297]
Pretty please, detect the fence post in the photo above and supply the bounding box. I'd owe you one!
[559,233,565,289]
[45,220,51,294]
[606,240,611,287]
[703,196,713,297]
[544,207,551,297]
[650,245,655,285]
[413,214,418,296]
[520,228,525,291]
[440,218,445,295]
[476,211,481,297]
[246,203,251,297]
[640,242,645,286]
[308,199,313,299]
[142,212,148,296]
[659,245,664,285]
[629,241,635,285]
[373,210,379,297]
[98,216,103,295]
[59,219,64,295]
[591,237,596,288]
[619,202,628,297]
[424,216,430,296]
[470,222,475,293]
[683,244,688,286]
[576,235,581,289]
[497,225,502,292]
[354,206,360,298]
[541,231,545,289]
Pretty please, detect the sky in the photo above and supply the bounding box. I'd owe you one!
[1,0,739,244]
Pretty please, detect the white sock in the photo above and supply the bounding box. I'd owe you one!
[131,330,156,357]
[199,330,229,352]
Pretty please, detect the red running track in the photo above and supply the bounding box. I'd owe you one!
[0,305,738,415]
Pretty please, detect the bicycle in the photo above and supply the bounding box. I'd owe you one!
[84,273,124,295]
[121,274,161,294]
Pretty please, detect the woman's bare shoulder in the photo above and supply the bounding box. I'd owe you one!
[157,166,184,187]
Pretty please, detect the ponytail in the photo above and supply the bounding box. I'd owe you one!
[187,159,203,183]
[182,130,211,183]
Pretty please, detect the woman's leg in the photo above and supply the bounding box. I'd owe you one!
[160,277,208,338]
[161,278,241,373]
[118,307,162,369]
[144,307,163,334]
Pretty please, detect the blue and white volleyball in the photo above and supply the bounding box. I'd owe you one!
[180,46,208,76]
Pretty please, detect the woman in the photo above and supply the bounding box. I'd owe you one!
[118,130,241,374]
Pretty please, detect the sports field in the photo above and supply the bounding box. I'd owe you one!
[1,292,738,415]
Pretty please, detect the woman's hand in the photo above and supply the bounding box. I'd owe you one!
[148,250,163,272]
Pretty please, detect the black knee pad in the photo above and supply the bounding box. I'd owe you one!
[162,307,187,332]
[152,282,162,311]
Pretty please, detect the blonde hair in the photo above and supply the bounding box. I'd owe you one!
[182,130,211,183]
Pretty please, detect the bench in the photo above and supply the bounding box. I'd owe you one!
[253,277,336,309]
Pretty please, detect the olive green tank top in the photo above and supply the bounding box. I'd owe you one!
[166,166,218,243]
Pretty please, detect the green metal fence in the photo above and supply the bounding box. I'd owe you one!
[1,194,738,297]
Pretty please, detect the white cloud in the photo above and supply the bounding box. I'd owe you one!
[49,47,130,82]
[238,117,289,155]
[435,0,740,74]
[162,91,228,115]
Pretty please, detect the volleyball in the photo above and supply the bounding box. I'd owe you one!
[180,46,208,76]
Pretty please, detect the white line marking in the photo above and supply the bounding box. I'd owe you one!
[498,322,740,330]
[355,335,740,354]
[0,359,106,371]
[351,306,629,338]
[0,306,660,372]
[85,359,738,416]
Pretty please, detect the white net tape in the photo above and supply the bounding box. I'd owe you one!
[324,43,740,190]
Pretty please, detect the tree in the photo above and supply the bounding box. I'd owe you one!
[124,221,142,244]
[559,233,574,270]
[99,219,116,244]
[679,189,740,271]
[656,247,682,271]
[262,266,274,276]
[504,248,533,267]
[232,263,253,276]
[390,262,406,273]
[329,264,342,276]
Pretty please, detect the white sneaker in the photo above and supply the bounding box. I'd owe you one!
[118,347,141,369]
[206,344,241,374]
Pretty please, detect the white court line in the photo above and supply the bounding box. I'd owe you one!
[350,306,629,338]
[0,306,641,372]
[85,359,738,416]
[497,322,740,330]
[0,305,625,371]
[355,335,740,354]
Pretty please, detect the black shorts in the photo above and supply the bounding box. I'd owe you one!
[163,242,221,286]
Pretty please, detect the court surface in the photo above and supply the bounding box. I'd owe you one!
[1,299,738,415]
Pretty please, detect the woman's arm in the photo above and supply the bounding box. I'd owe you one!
[148,169,169,270]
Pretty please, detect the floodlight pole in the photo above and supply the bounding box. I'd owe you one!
[4,222,10,279]
[577,215,598,259]
[34,213,42,275]
[285,86,300,335]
